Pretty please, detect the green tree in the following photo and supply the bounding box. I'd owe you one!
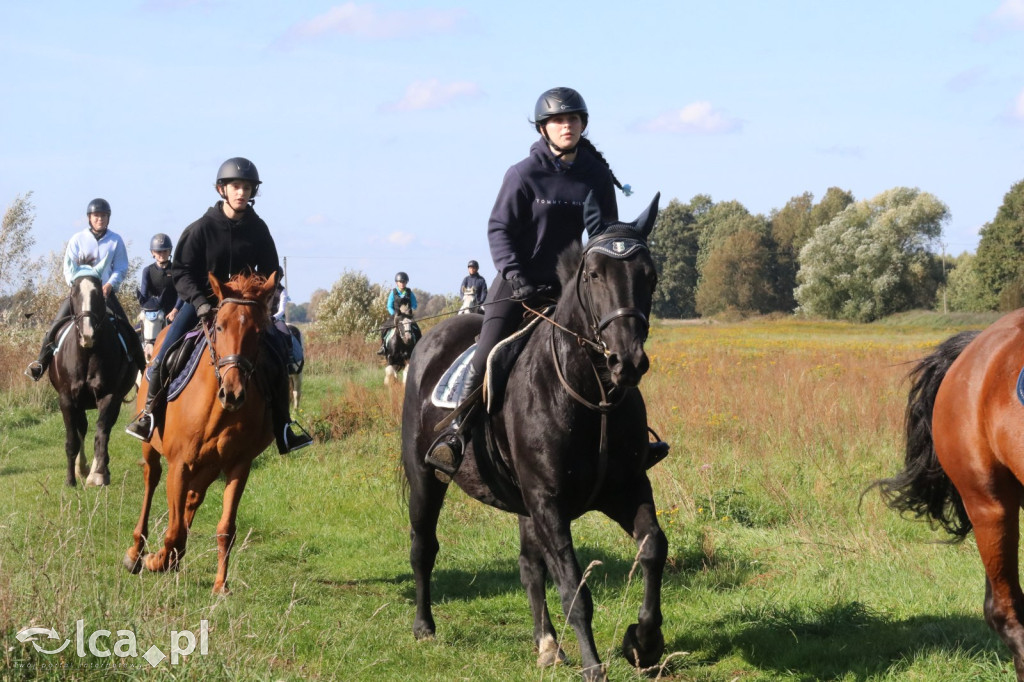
[943,252,989,312]
[0,193,38,324]
[795,187,949,322]
[973,179,1024,310]
[770,188,854,312]
[649,198,700,318]
[313,270,387,340]
[695,228,774,316]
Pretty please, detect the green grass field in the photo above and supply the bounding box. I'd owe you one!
[1,314,1019,681]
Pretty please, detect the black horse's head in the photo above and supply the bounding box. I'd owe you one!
[69,267,107,349]
[557,192,660,388]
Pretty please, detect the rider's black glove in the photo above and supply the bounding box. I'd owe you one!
[509,275,537,302]
[196,301,215,321]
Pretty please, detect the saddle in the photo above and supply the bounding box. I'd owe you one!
[430,306,551,414]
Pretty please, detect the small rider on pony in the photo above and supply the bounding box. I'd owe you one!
[377,271,420,354]
[460,259,487,313]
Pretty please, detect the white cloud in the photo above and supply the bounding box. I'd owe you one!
[994,0,1024,28]
[383,79,482,112]
[284,2,467,42]
[387,231,415,246]
[637,102,742,134]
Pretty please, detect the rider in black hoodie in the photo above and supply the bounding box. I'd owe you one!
[125,158,312,453]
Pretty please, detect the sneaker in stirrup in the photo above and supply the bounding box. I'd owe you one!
[125,411,154,442]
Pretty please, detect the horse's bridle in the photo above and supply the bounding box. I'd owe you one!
[575,234,651,357]
[202,297,263,385]
[70,284,108,338]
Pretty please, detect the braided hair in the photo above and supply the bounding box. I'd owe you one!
[576,137,628,195]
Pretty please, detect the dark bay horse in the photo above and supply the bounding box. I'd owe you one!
[51,268,139,487]
[124,272,277,594]
[401,194,666,681]
[384,301,418,386]
[875,312,1024,680]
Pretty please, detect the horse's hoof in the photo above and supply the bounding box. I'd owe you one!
[622,623,664,668]
[581,662,608,682]
[536,634,568,668]
[412,620,436,641]
[85,472,109,488]
[123,551,145,574]
[212,584,231,596]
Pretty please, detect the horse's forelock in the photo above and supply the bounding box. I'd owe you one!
[223,272,270,301]
[556,242,585,288]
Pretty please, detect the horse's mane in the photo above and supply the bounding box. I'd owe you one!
[76,254,98,266]
[556,242,585,289]
[223,272,271,301]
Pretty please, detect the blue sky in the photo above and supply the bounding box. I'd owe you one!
[3,1,1024,303]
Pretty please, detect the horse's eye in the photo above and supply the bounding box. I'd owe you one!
[215,324,224,333]
[588,270,599,280]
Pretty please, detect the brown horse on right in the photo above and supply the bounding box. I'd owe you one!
[123,271,277,594]
[876,311,1024,679]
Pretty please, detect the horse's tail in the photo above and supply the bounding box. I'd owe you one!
[870,330,979,541]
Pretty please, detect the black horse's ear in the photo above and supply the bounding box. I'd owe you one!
[633,192,661,239]
[583,191,603,238]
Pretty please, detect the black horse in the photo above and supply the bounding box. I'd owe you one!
[48,268,140,487]
[384,302,419,386]
[401,194,666,681]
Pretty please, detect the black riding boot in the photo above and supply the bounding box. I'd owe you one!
[25,343,55,381]
[270,368,312,454]
[425,363,483,482]
[646,430,671,469]
[125,364,163,442]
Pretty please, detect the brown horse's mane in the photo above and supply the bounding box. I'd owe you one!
[221,271,271,300]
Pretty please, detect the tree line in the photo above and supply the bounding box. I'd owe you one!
[650,179,1024,322]
[6,179,1024,333]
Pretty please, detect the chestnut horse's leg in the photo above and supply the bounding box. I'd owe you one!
[144,458,191,573]
[124,442,162,573]
[524,502,605,681]
[602,477,667,669]
[968,477,1024,679]
[183,462,222,531]
[517,515,567,667]
[211,461,252,595]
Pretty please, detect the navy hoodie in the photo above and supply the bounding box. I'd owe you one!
[170,202,282,309]
[487,139,618,285]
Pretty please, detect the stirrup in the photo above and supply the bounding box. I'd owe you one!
[125,411,154,443]
[24,361,45,382]
[281,421,313,453]
[425,432,463,483]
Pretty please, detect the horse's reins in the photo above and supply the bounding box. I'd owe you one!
[202,297,263,385]
[524,235,652,508]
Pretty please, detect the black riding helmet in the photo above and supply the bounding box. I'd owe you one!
[533,87,589,131]
[87,198,111,215]
[467,260,479,269]
[150,233,172,252]
[395,272,409,284]
[216,157,261,201]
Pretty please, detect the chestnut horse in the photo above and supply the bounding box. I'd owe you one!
[123,272,277,594]
[402,194,666,681]
[875,312,1024,680]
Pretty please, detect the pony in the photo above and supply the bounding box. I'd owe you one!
[457,286,482,315]
[137,294,167,364]
[49,266,140,487]
[384,301,418,386]
[401,194,667,681]
[123,271,278,595]
[873,313,1024,680]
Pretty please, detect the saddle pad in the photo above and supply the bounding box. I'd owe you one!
[166,332,207,401]
[431,345,477,409]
